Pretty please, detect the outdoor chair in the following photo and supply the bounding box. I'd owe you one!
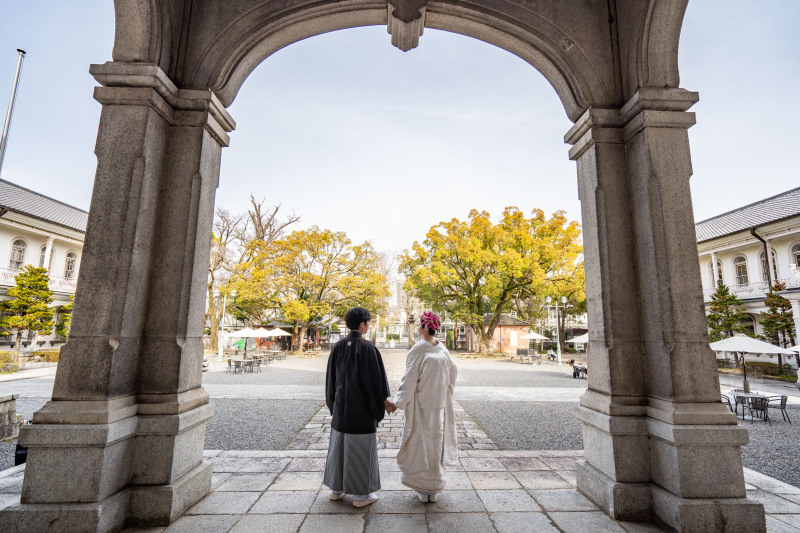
[767,396,791,423]
[746,396,770,425]
[730,391,747,416]
[252,358,261,373]
[721,394,734,413]
[226,358,233,374]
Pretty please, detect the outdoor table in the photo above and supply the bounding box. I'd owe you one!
[732,392,767,421]
[231,359,253,374]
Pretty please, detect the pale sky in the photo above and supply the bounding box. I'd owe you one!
[0,2,798,256]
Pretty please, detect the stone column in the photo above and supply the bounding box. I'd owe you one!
[0,63,234,533]
[567,88,765,532]
[711,251,719,286]
[565,107,652,521]
[41,236,54,271]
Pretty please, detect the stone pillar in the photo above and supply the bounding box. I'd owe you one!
[567,88,765,532]
[41,237,53,271]
[0,63,234,533]
[566,107,652,521]
[711,251,719,286]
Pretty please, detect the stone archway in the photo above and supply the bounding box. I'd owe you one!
[0,1,766,531]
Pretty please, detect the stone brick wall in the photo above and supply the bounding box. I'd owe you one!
[0,394,21,440]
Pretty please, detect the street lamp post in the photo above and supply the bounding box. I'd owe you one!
[546,296,568,366]
[217,290,236,361]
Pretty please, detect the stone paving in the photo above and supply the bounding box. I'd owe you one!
[286,403,498,451]
[1,448,796,532]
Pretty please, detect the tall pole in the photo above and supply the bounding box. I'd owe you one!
[0,49,26,178]
[555,304,562,366]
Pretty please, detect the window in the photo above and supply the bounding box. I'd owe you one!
[792,244,800,268]
[709,260,723,286]
[9,239,25,270]
[64,252,77,279]
[760,250,778,283]
[739,315,756,336]
[39,245,48,268]
[733,256,748,285]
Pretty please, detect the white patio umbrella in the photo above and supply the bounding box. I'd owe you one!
[786,345,800,353]
[265,328,292,337]
[519,331,548,340]
[709,334,795,392]
[568,333,589,344]
[228,327,258,356]
[228,327,257,338]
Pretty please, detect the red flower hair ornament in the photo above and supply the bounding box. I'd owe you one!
[420,311,441,332]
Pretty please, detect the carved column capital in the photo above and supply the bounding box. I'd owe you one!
[90,62,235,147]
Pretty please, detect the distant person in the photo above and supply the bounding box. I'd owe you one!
[323,307,392,507]
[393,311,458,502]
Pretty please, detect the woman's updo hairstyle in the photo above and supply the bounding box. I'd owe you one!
[419,311,441,336]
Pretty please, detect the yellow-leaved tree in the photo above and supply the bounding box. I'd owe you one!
[399,207,582,353]
[234,227,390,351]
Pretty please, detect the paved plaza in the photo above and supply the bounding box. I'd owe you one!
[2,351,800,530]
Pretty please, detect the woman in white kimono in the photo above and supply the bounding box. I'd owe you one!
[393,311,458,502]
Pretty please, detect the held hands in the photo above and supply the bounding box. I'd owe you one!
[385,399,397,415]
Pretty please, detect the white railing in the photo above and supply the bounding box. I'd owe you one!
[703,277,797,302]
[0,267,77,293]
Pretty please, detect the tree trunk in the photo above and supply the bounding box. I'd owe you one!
[295,326,307,352]
[479,324,493,353]
[14,329,22,352]
[207,284,220,352]
[408,322,414,348]
[558,308,567,355]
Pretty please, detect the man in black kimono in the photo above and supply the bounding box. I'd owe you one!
[323,307,392,507]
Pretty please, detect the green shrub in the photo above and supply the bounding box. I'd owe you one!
[716,358,735,368]
[0,351,20,373]
[31,349,60,363]
[746,361,797,378]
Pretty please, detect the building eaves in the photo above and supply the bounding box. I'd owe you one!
[0,179,88,233]
[695,187,800,243]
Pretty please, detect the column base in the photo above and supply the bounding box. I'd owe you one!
[128,460,213,526]
[0,489,129,533]
[651,485,766,533]
[576,460,652,521]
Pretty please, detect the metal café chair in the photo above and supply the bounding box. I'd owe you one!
[252,358,262,373]
[746,396,770,425]
[767,396,791,423]
[721,394,734,413]
[226,358,234,374]
[730,391,747,417]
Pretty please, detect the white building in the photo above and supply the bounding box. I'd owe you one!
[0,179,86,349]
[696,186,800,342]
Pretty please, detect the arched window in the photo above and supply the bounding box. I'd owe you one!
[760,250,778,283]
[733,256,748,285]
[708,260,723,286]
[792,243,800,268]
[739,314,756,336]
[39,245,48,268]
[64,252,77,279]
[9,239,25,270]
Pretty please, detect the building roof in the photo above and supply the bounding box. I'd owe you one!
[484,314,530,326]
[0,179,88,232]
[695,187,800,243]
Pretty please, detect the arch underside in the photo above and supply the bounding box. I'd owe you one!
[112,1,687,123]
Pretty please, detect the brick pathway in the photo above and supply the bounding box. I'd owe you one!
[287,402,498,451]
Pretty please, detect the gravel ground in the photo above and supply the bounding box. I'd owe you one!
[202,366,325,386]
[739,405,800,488]
[204,398,323,450]
[457,367,588,388]
[460,401,800,488]
[459,400,584,450]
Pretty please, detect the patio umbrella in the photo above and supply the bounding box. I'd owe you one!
[709,334,795,392]
[520,331,548,340]
[786,345,800,353]
[265,328,292,337]
[229,327,257,356]
[568,333,589,344]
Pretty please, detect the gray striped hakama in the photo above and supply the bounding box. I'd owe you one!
[323,428,381,495]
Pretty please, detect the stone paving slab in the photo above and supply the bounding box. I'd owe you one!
[286,401,498,451]
[0,451,797,532]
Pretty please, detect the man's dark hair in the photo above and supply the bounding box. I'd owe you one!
[345,307,371,330]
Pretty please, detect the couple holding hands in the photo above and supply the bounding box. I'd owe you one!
[323,307,458,507]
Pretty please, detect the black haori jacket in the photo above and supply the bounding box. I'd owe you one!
[326,331,391,434]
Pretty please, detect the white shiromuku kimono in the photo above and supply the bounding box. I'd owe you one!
[394,339,458,494]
